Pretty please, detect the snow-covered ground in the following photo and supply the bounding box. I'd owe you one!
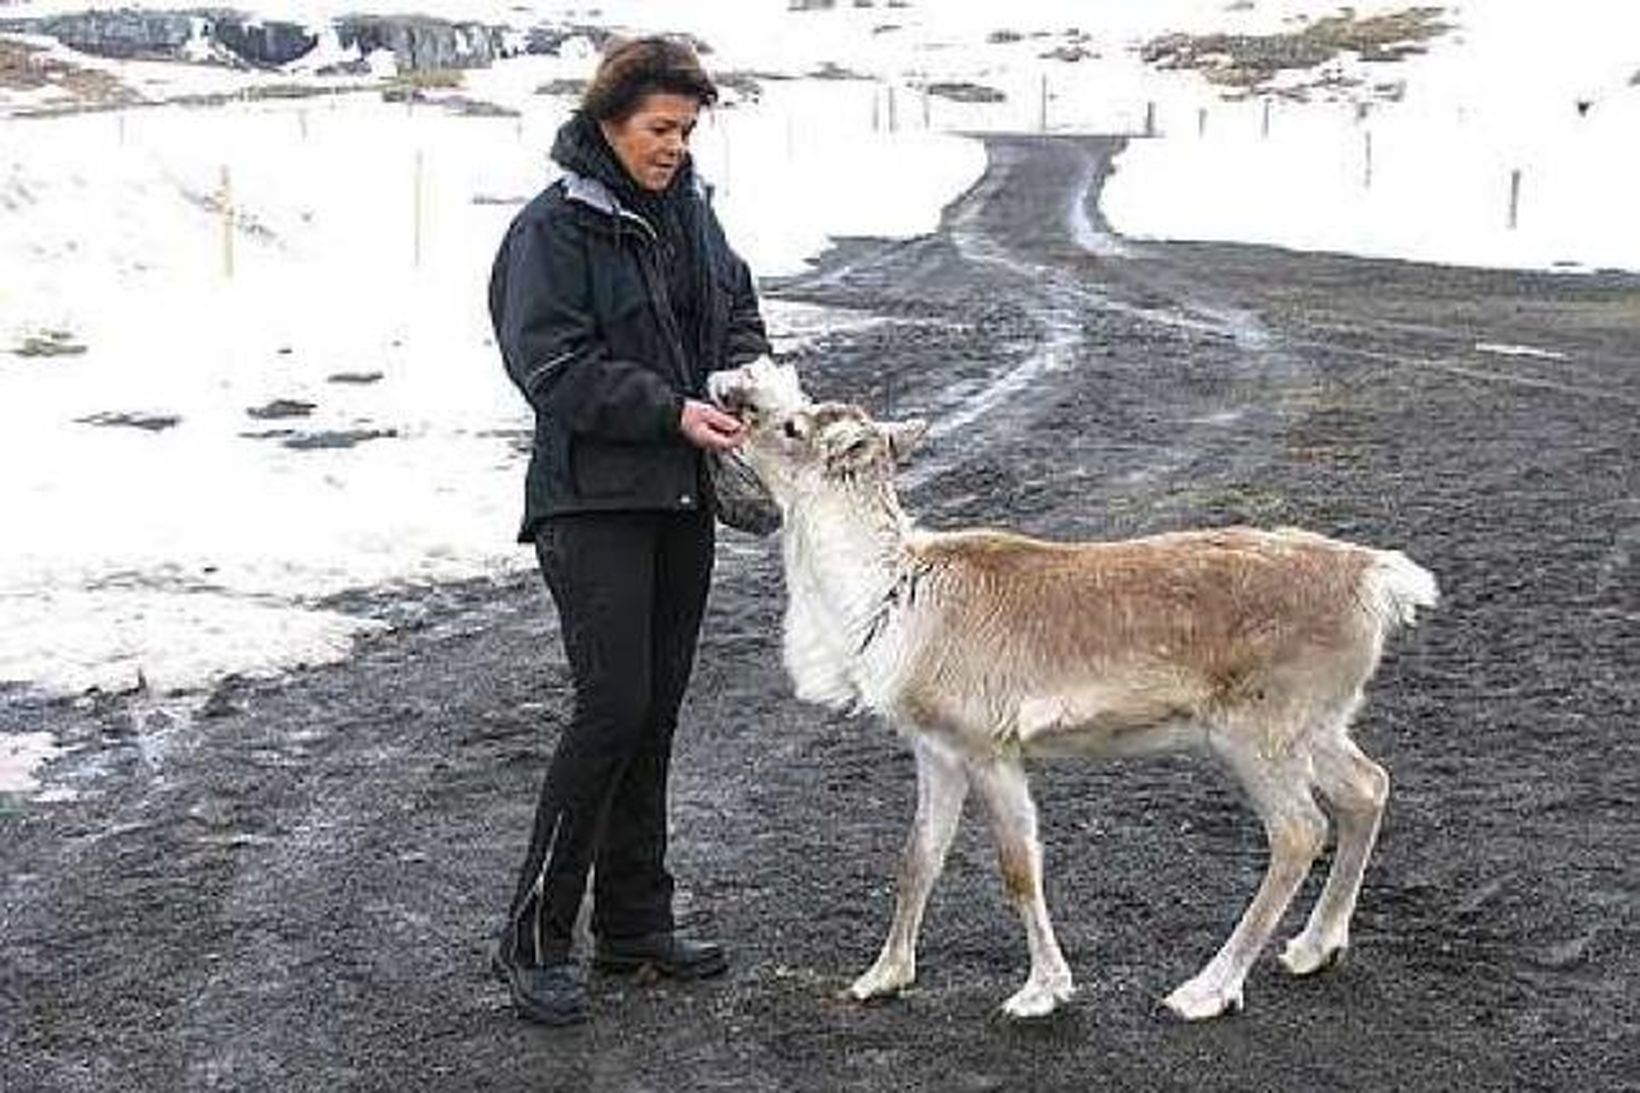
[1102,2,1640,272]
[3,0,1637,794]
[0,79,981,713]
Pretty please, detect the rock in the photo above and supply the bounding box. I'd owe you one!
[76,410,181,432]
[281,427,398,451]
[25,10,198,62]
[212,17,317,66]
[522,23,616,57]
[6,9,509,73]
[334,15,506,72]
[13,331,86,357]
[246,398,317,420]
[925,81,1007,103]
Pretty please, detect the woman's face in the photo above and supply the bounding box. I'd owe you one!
[601,92,701,192]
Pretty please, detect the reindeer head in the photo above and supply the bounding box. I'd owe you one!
[708,358,927,505]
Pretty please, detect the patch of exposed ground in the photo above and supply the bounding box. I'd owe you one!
[0,34,132,107]
[1142,6,1449,95]
[924,80,1006,103]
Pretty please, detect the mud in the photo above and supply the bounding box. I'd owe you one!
[4,135,1637,1091]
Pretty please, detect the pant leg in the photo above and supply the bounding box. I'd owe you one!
[591,508,715,939]
[505,512,659,964]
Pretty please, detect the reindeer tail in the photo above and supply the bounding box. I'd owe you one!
[1362,550,1439,629]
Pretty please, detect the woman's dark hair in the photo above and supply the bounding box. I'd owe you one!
[581,36,718,122]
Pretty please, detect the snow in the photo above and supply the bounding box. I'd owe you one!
[2,0,1637,796]
[1100,2,1640,273]
[1474,342,1568,362]
[0,14,986,737]
[1,731,60,794]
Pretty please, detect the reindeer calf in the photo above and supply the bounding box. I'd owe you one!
[710,360,1437,1021]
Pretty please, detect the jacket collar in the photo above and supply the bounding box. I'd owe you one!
[560,168,710,241]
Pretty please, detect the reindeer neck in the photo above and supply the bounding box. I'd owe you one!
[784,474,912,615]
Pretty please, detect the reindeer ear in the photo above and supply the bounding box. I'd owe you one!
[880,418,928,464]
[820,423,876,472]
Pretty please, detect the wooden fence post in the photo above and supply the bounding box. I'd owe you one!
[219,165,234,279]
[412,150,424,267]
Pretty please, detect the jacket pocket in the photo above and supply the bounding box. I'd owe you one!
[569,436,651,498]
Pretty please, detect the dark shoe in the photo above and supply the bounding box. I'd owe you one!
[492,942,588,1026]
[593,931,728,980]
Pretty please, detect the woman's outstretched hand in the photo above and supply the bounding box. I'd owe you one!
[680,399,745,452]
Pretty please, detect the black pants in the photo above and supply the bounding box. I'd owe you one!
[505,508,714,964]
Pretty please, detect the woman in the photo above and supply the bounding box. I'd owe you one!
[487,36,770,1026]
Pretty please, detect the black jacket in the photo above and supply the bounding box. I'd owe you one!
[488,123,770,540]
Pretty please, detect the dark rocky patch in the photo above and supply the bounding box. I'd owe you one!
[211,18,316,67]
[280,427,398,450]
[925,80,1007,103]
[2,9,508,73]
[245,399,316,421]
[12,330,85,357]
[1040,45,1094,63]
[533,77,586,98]
[1142,6,1450,91]
[810,60,871,80]
[76,410,180,432]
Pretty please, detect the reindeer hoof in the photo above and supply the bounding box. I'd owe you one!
[1000,978,1075,1021]
[1279,936,1349,977]
[1162,979,1244,1021]
[845,961,914,1002]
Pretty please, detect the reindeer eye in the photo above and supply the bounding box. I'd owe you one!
[783,419,802,439]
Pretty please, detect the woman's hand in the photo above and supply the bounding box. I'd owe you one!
[679,399,745,452]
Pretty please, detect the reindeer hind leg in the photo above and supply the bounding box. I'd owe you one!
[1165,729,1327,1021]
[1281,727,1388,976]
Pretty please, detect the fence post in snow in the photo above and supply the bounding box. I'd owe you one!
[413,150,424,267]
[922,87,930,129]
[1039,74,1048,132]
[298,108,308,141]
[1508,168,1522,229]
[1261,97,1271,138]
[1144,101,1156,137]
[872,89,880,132]
[887,83,897,133]
[1197,106,1207,137]
[1363,130,1373,189]
[219,166,234,280]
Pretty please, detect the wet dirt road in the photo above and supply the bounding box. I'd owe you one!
[5,135,1637,1091]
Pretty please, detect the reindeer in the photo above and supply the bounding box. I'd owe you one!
[708,359,1437,1021]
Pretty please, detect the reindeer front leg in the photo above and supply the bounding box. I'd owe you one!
[849,736,968,1001]
[969,756,1075,1018]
